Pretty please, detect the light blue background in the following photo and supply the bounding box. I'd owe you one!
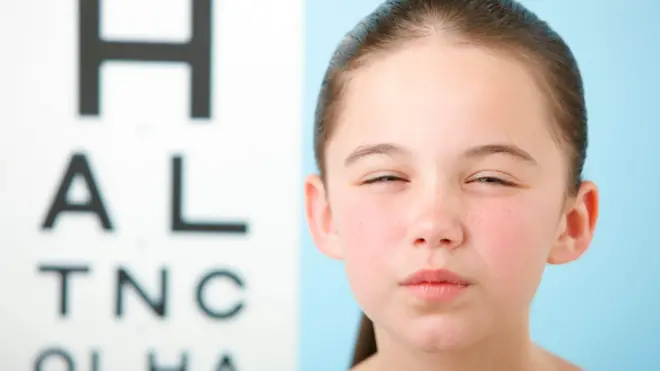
[302,1,660,370]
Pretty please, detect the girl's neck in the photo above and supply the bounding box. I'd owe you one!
[372,320,545,371]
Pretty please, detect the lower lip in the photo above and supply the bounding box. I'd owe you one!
[403,282,470,303]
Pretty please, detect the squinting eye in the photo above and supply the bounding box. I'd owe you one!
[362,175,405,185]
[470,176,516,186]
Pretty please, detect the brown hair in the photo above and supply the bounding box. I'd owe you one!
[311,0,588,367]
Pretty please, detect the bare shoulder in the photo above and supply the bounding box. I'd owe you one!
[350,348,581,371]
[554,355,583,371]
[540,348,583,371]
[350,355,379,371]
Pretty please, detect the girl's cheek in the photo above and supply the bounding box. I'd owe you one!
[334,197,405,309]
[470,201,553,306]
[334,195,406,265]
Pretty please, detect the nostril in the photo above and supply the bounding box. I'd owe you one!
[414,237,455,248]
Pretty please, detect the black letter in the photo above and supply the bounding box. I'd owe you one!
[116,267,168,318]
[196,269,245,319]
[34,348,74,371]
[42,153,113,231]
[79,0,212,118]
[148,352,188,371]
[215,354,238,371]
[91,350,101,371]
[171,156,248,234]
[38,265,90,317]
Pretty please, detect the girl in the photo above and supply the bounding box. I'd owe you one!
[304,0,599,370]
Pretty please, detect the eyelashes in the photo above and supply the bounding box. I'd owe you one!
[362,175,406,185]
[361,175,518,187]
[469,176,517,187]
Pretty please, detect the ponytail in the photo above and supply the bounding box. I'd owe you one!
[350,312,378,367]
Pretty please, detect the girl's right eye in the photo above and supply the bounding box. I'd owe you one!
[362,175,406,185]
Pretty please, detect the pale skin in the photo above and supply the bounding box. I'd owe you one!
[305,35,599,371]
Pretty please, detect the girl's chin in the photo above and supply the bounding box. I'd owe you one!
[387,313,490,352]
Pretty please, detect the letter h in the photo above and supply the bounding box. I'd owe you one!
[79,0,212,119]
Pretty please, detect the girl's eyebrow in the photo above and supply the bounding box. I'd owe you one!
[344,142,537,167]
[344,143,410,167]
[464,144,537,165]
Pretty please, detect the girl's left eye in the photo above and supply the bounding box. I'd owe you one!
[362,175,405,184]
[470,176,517,186]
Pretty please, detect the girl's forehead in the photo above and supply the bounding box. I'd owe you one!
[349,44,543,107]
[346,39,540,92]
[329,43,553,157]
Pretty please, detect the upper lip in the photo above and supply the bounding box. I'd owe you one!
[400,269,472,286]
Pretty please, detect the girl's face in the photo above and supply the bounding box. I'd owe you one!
[305,38,597,350]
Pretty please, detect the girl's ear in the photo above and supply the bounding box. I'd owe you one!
[548,181,599,265]
[304,174,344,260]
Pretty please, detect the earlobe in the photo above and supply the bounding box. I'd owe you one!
[304,174,344,260]
[548,181,600,265]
